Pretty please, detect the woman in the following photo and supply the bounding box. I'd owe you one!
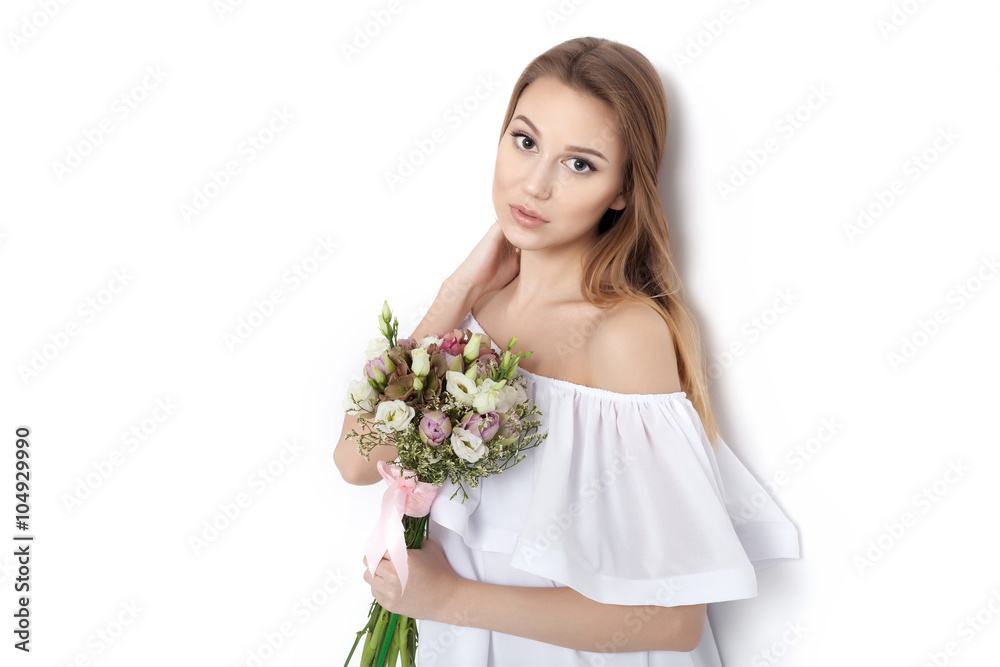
[336,36,799,664]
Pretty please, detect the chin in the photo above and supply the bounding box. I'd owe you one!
[498,217,539,245]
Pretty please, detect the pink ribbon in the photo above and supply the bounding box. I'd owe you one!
[364,460,440,595]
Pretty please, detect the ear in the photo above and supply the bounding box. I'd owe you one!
[609,191,627,211]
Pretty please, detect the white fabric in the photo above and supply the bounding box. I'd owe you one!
[416,311,799,666]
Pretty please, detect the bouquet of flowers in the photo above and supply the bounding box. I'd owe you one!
[342,301,547,667]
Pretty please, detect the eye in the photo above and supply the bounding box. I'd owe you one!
[508,130,598,174]
[564,157,597,174]
[510,130,536,151]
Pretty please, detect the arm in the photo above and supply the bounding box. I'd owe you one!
[409,272,483,342]
[333,274,484,485]
[448,580,706,653]
[332,412,398,485]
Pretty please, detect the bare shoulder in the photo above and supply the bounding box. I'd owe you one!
[587,301,683,395]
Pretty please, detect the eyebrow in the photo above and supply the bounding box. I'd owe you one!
[512,114,610,162]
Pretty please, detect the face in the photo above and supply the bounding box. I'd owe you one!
[492,76,627,251]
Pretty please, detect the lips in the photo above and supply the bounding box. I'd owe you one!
[512,204,547,222]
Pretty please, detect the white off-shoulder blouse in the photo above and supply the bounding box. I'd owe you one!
[415,310,799,666]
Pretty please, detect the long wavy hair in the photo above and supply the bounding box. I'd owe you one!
[496,36,721,447]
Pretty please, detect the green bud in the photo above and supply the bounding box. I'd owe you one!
[381,352,396,374]
[464,333,482,363]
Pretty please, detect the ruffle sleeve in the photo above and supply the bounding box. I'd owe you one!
[428,309,799,608]
[431,376,800,609]
[715,435,801,571]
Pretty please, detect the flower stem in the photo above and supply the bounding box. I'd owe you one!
[347,516,431,666]
[400,617,416,667]
[344,600,380,666]
[360,605,389,666]
[376,612,399,665]
[386,617,402,665]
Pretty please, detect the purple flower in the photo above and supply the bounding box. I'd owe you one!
[496,412,521,446]
[364,355,388,384]
[461,411,500,442]
[418,410,452,447]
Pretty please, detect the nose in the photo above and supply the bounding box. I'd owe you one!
[522,159,553,200]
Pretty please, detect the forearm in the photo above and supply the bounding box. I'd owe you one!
[334,412,399,485]
[410,274,482,341]
[445,578,705,653]
[336,274,478,484]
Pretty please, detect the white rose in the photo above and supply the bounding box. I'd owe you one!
[495,382,527,414]
[373,400,416,434]
[450,427,487,463]
[445,370,478,407]
[343,379,377,414]
[410,347,430,377]
[471,378,502,414]
[365,336,390,361]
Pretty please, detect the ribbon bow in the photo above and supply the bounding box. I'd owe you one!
[364,460,440,595]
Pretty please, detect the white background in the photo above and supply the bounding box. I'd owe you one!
[2,0,998,665]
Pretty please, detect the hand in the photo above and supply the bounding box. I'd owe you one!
[450,221,520,301]
[362,538,463,622]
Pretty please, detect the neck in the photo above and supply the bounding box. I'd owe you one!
[506,236,594,315]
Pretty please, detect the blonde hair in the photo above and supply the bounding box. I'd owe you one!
[497,36,721,447]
